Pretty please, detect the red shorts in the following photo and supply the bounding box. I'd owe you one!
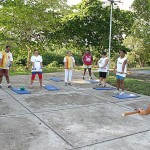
[31,72,42,80]
[0,69,9,77]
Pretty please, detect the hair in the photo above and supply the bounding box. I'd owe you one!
[120,50,126,54]
[6,46,10,49]
[34,49,39,55]
[102,52,107,56]
[67,51,71,54]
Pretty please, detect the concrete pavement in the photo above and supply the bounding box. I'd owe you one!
[0,70,150,150]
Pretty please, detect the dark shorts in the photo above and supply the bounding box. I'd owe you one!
[99,72,107,78]
[0,69,9,76]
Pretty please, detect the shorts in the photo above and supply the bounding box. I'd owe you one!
[83,64,92,69]
[116,75,125,80]
[99,72,107,78]
[31,72,42,80]
[0,69,9,77]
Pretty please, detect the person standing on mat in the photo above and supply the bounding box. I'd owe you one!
[97,52,109,87]
[63,51,75,86]
[0,46,13,88]
[82,50,93,80]
[30,49,43,88]
[113,50,127,95]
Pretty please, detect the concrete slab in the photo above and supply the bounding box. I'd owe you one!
[36,103,150,148]
[0,114,72,150]
[0,98,29,116]
[16,92,107,113]
[74,130,150,150]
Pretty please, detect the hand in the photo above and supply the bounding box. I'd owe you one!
[138,108,147,115]
[8,64,12,68]
[32,67,36,70]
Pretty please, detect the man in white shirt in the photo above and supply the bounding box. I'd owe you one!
[0,46,13,88]
[30,49,43,88]
[97,52,109,87]
[114,50,127,95]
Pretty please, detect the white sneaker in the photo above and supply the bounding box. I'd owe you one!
[113,90,120,95]
[120,92,125,95]
[96,83,101,86]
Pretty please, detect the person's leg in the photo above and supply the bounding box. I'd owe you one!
[31,73,36,88]
[68,69,73,85]
[102,72,107,87]
[4,69,11,87]
[0,69,3,84]
[65,69,68,84]
[83,67,87,79]
[117,79,120,91]
[38,72,43,87]
[88,68,92,79]
[120,79,125,94]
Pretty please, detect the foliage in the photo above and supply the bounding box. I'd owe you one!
[53,0,133,57]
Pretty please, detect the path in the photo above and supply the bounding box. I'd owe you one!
[0,70,150,150]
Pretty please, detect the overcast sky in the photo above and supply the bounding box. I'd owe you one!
[67,0,134,10]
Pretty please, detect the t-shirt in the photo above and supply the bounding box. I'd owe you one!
[98,57,109,72]
[83,54,93,65]
[116,57,127,77]
[31,55,43,72]
[63,56,75,69]
[0,51,13,69]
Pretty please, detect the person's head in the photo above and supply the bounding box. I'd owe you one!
[67,51,72,56]
[85,50,90,54]
[119,50,126,58]
[101,52,107,57]
[5,46,11,52]
[33,49,39,56]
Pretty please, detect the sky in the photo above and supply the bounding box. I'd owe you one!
[67,0,134,10]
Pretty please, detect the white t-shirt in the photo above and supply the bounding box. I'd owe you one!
[0,51,13,69]
[116,57,127,77]
[63,56,75,69]
[98,57,109,72]
[31,55,43,72]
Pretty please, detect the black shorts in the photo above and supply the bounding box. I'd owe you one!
[99,72,107,78]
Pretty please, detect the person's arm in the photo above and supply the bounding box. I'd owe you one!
[102,59,109,68]
[139,105,150,115]
[73,57,76,68]
[40,56,43,68]
[121,59,127,74]
[0,53,2,67]
[63,57,67,69]
[31,56,35,69]
[9,53,13,67]
[82,55,84,64]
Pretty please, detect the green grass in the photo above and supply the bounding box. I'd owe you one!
[10,66,63,76]
[94,72,150,96]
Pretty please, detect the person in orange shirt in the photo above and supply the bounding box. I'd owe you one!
[63,51,76,86]
[0,46,13,88]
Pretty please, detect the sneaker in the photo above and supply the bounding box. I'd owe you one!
[113,90,120,95]
[89,76,92,80]
[68,82,72,86]
[65,83,68,86]
[30,85,33,89]
[120,92,125,95]
[8,85,12,88]
[83,76,85,80]
[103,85,106,87]
[96,83,102,86]
[0,85,2,88]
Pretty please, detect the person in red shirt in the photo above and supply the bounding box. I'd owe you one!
[82,50,93,80]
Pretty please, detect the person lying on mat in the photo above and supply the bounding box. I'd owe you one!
[138,105,150,115]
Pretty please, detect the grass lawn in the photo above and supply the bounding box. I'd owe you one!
[94,72,150,96]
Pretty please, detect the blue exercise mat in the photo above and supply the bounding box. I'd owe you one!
[11,87,31,94]
[113,93,140,99]
[94,87,116,90]
[44,85,59,91]
[85,80,99,84]
[49,77,63,82]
